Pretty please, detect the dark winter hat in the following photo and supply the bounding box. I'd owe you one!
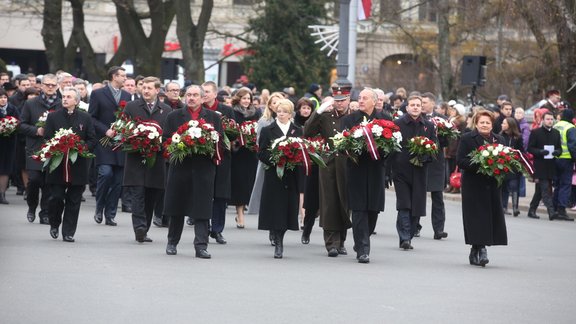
[2,82,17,91]
[308,83,320,94]
[561,108,574,122]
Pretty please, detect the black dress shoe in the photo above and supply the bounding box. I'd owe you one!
[301,234,310,244]
[433,232,448,240]
[94,211,103,224]
[556,214,575,221]
[357,254,370,263]
[166,244,177,255]
[39,217,50,225]
[153,216,163,227]
[195,249,211,259]
[142,236,153,242]
[400,240,413,250]
[213,233,227,244]
[81,196,86,202]
[27,210,36,223]
[413,229,420,237]
[338,246,348,255]
[105,218,117,226]
[121,205,132,213]
[50,227,59,239]
[327,248,339,257]
[478,247,489,267]
[16,189,24,196]
[186,217,195,226]
[62,236,75,242]
[469,247,480,266]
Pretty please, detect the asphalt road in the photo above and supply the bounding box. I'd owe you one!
[1,188,575,324]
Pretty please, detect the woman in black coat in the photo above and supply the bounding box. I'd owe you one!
[229,87,262,228]
[0,89,20,204]
[500,117,524,217]
[258,99,302,259]
[457,110,507,267]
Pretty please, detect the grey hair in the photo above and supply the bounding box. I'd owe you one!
[362,87,378,103]
[63,86,81,104]
[57,72,73,84]
[42,73,57,83]
[185,85,205,97]
[73,78,88,86]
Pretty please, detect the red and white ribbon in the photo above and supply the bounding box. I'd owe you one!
[63,148,72,184]
[213,137,222,166]
[297,142,312,176]
[362,126,380,160]
[238,131,246,147]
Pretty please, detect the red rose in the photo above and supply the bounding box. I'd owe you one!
[487,159,494,165]
[494,169,500,175]
[119,100,127,108]
[503,167,509,173]
[343,131,350,137]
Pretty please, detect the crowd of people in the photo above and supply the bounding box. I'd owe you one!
[1,68,574,266]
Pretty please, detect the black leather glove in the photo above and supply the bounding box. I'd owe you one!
[418,153,431,164]
[385,175,393,189]
[552,149,562,157]
[540,149,550,156]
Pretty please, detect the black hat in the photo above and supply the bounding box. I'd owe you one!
[2,82,17,91]
[332,80,352,100]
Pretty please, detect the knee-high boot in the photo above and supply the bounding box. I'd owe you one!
[512,192,520,217]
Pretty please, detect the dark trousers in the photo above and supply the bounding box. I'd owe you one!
[130,186,161,235]
[302,206,318,237]
[122,186,134,209]
[168,216,209,251]
[48,184,84,237]
[95,164,123,220]
[323,230,347,251]
[210,197,228,234]
[530,179,554,210]
[89,160,97,195]
[397,209,419,243]
[153,189,168,225]
[502,176,520,208]
[351,210,378,256]
[430,191,445,233]
[554,159,574,209]
[26,170,50,217]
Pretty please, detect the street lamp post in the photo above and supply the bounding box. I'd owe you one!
[336,0,352,88]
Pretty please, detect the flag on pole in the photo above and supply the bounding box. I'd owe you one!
[358,0,372,20]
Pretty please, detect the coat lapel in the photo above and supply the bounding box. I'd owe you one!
[103,87,118,108]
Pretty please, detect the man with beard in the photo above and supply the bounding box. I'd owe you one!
[303,81,352,257]
[19,74,62,224]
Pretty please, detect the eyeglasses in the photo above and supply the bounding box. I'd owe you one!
[43,83,57,88]
[166,89,180,92]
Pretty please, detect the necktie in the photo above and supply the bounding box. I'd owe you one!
[148,103,153,113]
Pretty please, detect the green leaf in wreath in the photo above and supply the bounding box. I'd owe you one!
[276,165,285,179]
[147,155,156,168]
[69,150,78,164]
[49,154,64,173]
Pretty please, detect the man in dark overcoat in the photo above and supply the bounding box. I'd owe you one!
[122,77,172,243]
[392,95,437,250]
[340,88,391,264]
[88,66,131,226]
[19,73,62,224]
[417,92,449,240]
[44,87,96,242]
[527,111,565,220]
[303,83,352,257]
[202,81,235,244]
[163,85,223,258]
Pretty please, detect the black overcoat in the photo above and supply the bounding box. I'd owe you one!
[392,115,437,216]
[19,95,62,171]
[257,122,302,231]
[122,98,172,189]
[162,108,223,219]
[425,112,448,192]
[88,86,131,166]
[0,103,20,174]
[341,109,390,212]
[527,127,561,180]
[457,129,508,246]
[303,108,351,231]
[43,108,96,186]
[211,102,236,199]
[230,107,262,205]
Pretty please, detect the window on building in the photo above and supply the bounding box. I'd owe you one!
[380,0,401,22]
[418,0,438,22]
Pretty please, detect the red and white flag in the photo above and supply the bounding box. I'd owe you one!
[358,0,372,20]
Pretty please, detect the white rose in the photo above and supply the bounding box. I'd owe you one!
[486,146,494,151]
[481,150,490,157]
[425,144,431,149]
[211,131,219,141]
[352,129,364,138]
[503,148,510,154]
[393,131,403,142]
[492,150,498,156]
[190,128,202,138]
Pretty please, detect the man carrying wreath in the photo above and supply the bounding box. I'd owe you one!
[163,85,223,258]
[122,77,172,243]
[44,87,96,242]
[340,88,392,263]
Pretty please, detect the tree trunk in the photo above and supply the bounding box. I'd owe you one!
[437,0,454,99]
[176,0,213,83]
[555,0,576,105]
[41,0,65,72]
[69,0,105,81]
